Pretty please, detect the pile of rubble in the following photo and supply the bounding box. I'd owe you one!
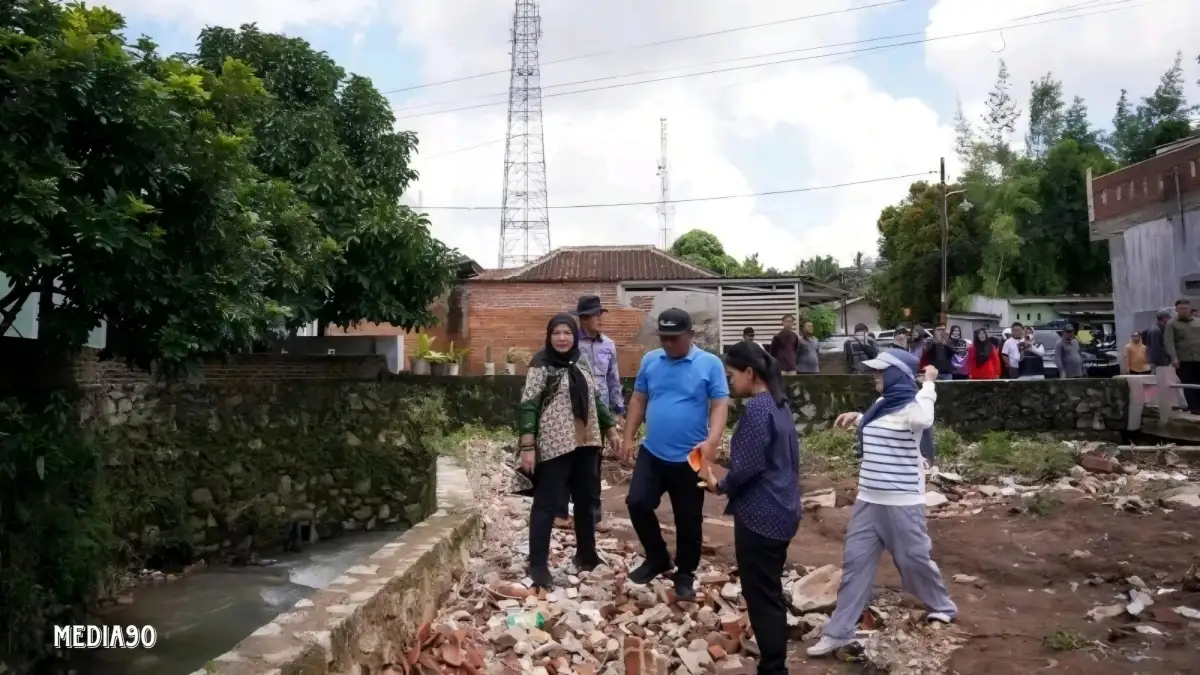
[1082,564,1200,646]
[909,443,1200,519]
[405,439,964,675]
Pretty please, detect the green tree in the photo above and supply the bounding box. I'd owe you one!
[1025,73,1065,159]
[981,59,1022,167]
[868,181,989,326]
[1061,96,1102,151]
[1110,53,1196,164]
[799,305,836,340]
[670,229,739,275]
[193,25,459,335]
[795,255,841,284]
[1,1,331,369]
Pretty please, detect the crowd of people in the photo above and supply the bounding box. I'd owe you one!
[510,295,959,672]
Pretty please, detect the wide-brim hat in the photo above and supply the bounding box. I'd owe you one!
[574,295,607,317]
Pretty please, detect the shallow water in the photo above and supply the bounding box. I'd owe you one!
[71,528,404,675]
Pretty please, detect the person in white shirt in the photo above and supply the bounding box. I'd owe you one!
[807,348,957,658]
[1001,322,1024,378]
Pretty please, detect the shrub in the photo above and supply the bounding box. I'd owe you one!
[0,394,117,671]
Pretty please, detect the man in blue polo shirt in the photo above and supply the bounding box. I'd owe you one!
[620,308,729,600]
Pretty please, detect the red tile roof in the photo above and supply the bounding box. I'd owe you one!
[475,246,718,283]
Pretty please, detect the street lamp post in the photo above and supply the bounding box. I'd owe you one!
[939,157,967,326]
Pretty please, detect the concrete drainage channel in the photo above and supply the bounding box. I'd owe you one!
[199,457,480,675]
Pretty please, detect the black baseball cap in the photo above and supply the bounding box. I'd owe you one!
[656,308,693,336]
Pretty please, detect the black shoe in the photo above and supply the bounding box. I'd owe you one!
[674,572,696,600]
[628,559,672,585]
[572,554,602,572]
[530,566,554,590]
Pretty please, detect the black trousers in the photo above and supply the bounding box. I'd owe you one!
[735,521,791,675]
[555,447,603,521]
[625,446,704,575]
[1178,361,1200,413]
[529,447,600,569]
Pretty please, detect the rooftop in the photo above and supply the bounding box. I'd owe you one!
[474,246,718,283]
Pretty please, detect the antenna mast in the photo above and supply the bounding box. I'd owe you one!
[498,0,551,268]
[656,117,673,249]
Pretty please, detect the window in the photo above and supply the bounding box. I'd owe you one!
[1037,313,1041,321]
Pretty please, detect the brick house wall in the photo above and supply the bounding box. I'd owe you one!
[461,281,649,377]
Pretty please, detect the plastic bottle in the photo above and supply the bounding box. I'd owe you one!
[505,611,545,629]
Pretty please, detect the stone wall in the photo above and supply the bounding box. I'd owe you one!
[396,374,1130,436]
[86,381,447,562]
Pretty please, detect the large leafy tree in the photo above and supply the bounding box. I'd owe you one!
[1,1,330,369]
[193,25,459,334]
[870,52,1194,323]
[669,229,741,275]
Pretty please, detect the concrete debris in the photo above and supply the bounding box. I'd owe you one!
[924,491,949,508]
[788,565,841,614]
[1087,603,1125,622]
[1174,606,1200,620]
[1160,485,1200,509]
[427,435,1200,675]
[800,489,837,509]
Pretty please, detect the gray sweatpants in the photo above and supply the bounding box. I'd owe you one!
[823,501,957,640]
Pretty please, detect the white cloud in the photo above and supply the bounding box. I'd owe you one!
[102,0,380,31]
[392,0,954,269]
[926,0,1200,152]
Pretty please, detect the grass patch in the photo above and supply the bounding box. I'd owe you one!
[432,424,515,461]
[933,428,964,462]
[801,427,858,479]
[1043,629,1087,652]
[1025,491,1063,517]
[954,431,1076,483]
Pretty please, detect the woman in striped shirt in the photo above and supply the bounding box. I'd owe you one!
[807,348,957,657]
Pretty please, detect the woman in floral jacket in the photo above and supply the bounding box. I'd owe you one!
[517,313,621,589]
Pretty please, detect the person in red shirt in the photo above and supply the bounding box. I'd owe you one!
[966,328,1001,380]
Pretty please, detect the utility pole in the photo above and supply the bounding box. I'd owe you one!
[656,117,672,250]
[940,158,968,326]
[939,157,948,326]
[498,0,550,267]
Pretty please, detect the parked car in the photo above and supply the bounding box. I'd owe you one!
[1030,326,1119,378]
[818,334,853,352]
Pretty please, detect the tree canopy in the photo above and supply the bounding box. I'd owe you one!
[0,2,458,370]
[869,56,1195,326]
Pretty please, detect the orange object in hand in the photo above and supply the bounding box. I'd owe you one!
[688,447,705,473]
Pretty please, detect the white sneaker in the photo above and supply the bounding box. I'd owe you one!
[927,612,953,624]
[806,636,851,657]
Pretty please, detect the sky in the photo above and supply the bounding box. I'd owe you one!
[106,0,1200,270]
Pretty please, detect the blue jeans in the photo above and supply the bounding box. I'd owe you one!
[937,373,952,381]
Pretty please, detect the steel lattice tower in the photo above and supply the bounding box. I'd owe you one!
[656,117,673,250]
[498,0,550,268]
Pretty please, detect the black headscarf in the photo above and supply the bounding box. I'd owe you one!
[531,313,590,423]
[972,328,992,366]
[949,325,967,357]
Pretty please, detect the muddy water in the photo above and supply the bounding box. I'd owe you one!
[73,528,405,675]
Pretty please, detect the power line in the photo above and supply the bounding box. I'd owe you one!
[421,138,504,160]
[413,46,900,161]
[394,0,1159,121]
[381,0,910,95]
[413,171,936,211]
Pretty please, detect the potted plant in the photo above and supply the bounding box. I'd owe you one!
[427,350,451,376]
[505,347,531,375]
[445,342,470,376]
[482,345,495,376]
[412,334,435,375]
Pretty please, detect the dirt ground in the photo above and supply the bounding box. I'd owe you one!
[598,469,1200,674]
